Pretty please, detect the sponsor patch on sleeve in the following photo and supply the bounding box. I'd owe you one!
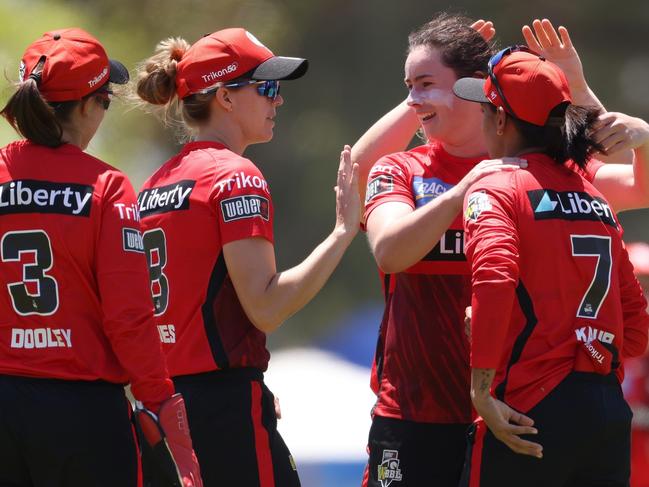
[122,228,144,253]
[365,175,394,202]
[465,192,492,221]
[220,195,270,222]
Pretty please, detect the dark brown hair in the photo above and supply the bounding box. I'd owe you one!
[408,12,494,79]
[488,103,604,168]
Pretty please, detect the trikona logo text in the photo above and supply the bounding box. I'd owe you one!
[527,189,616,227]
[221,195,269,222]
[138,180,195,217]
[11,328,72,349]
[202,62,238,83]
[214,172,269,194]
[88,66,108,87]
[0,180,93,217]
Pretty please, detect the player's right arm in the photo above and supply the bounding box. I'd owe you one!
[95,170,174,411]
[223,147,359,333]
[366,157,525,274]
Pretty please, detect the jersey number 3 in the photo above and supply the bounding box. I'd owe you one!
[1,230,59,316]
[571,234,612,319]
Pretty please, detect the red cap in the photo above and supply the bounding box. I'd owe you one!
[175,28,308,99]
[453,50,572,126]
[627,242,649,276]
[20,28,129,102]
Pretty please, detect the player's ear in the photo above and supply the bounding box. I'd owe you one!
[214,87,234,113]
[496,106,507,134]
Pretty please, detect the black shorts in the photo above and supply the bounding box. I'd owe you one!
[362,415,470,487]
[161,368,299,487]
[460,372,632,487]
[0,374,139,487]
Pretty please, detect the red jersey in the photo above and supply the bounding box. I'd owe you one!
[138,141,273,377]
[0,140,173,407]
[464,153,649,413]
[363,142,605,423]
[363,142,483,423]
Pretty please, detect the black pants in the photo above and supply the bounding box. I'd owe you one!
[362,415,470,487]
[164,368,299,487]
[460,372,632,487]
[0,374,139,487]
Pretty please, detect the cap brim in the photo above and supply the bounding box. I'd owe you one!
[453,77,488,103]
[109,59,129,85]
[250,56,308,81]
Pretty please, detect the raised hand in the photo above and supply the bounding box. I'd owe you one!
[522,19,586,90]
[592,112,649,155]
[471,19,496,42]
[455,157,527,196]
[334,145,361,239]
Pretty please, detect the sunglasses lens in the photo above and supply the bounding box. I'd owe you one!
[258,81,279,100]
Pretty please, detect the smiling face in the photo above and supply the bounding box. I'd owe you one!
[404,45,483,147]
[229,83,284,146]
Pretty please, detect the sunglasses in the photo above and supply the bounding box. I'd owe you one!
[487,45,533,118]
[94,88,113,110]
[223,79,281,101]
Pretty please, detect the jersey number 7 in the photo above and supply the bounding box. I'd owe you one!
[571,234,611,320]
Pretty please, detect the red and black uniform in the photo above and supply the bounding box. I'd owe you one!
[361,142,604,487]
[138,140,298,487]
[460,153,649,487]
[622,355,649,487]
[0,140,173,487]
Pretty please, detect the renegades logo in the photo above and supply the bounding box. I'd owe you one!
[220,195,269,222]
[366,175,394,202]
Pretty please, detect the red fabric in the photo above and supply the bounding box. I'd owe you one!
[363,142,485,423]
[251,381,274,487]
[464,153,649,413]
[139,141,272,376]
[22,28,113,101]
[176,28,274,98]
[484,51,571,126]
[0,140,173,408]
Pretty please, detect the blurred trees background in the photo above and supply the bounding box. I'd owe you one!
[1,0,648,347]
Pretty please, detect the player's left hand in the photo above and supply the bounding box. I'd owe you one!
[274,395,282,419]
[334,145,361,240]
[522,19,586,91]
[591,112,649,155]
[472,394,543,459]
[464,306,472,341]
[471,19,496,42]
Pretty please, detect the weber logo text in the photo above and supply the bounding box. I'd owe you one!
[527,189,616,227]
[221,195,269,222]
[138,180,195,217]
[123,228,144,253]
[0,180,93,217]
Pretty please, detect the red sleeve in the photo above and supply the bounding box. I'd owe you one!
[618,242,649,358]
[96,171,174,410]
[362,155,413,228]
[463,174,520,369]
[210,158,274,245]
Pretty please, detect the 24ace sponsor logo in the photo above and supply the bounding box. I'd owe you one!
[377,449,403,487]
[412,176,453,207]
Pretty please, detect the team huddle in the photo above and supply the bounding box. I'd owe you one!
[1,10,649,487]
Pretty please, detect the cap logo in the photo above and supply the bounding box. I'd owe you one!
[201,62,238,83]
[245,31,267,49]
[18,61,26,82]
[489,90,497,101]
[88,66,108,87]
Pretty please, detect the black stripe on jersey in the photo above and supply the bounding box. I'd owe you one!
[495,281,538,401]
[374,274,392,385]
[201,253,230,369]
